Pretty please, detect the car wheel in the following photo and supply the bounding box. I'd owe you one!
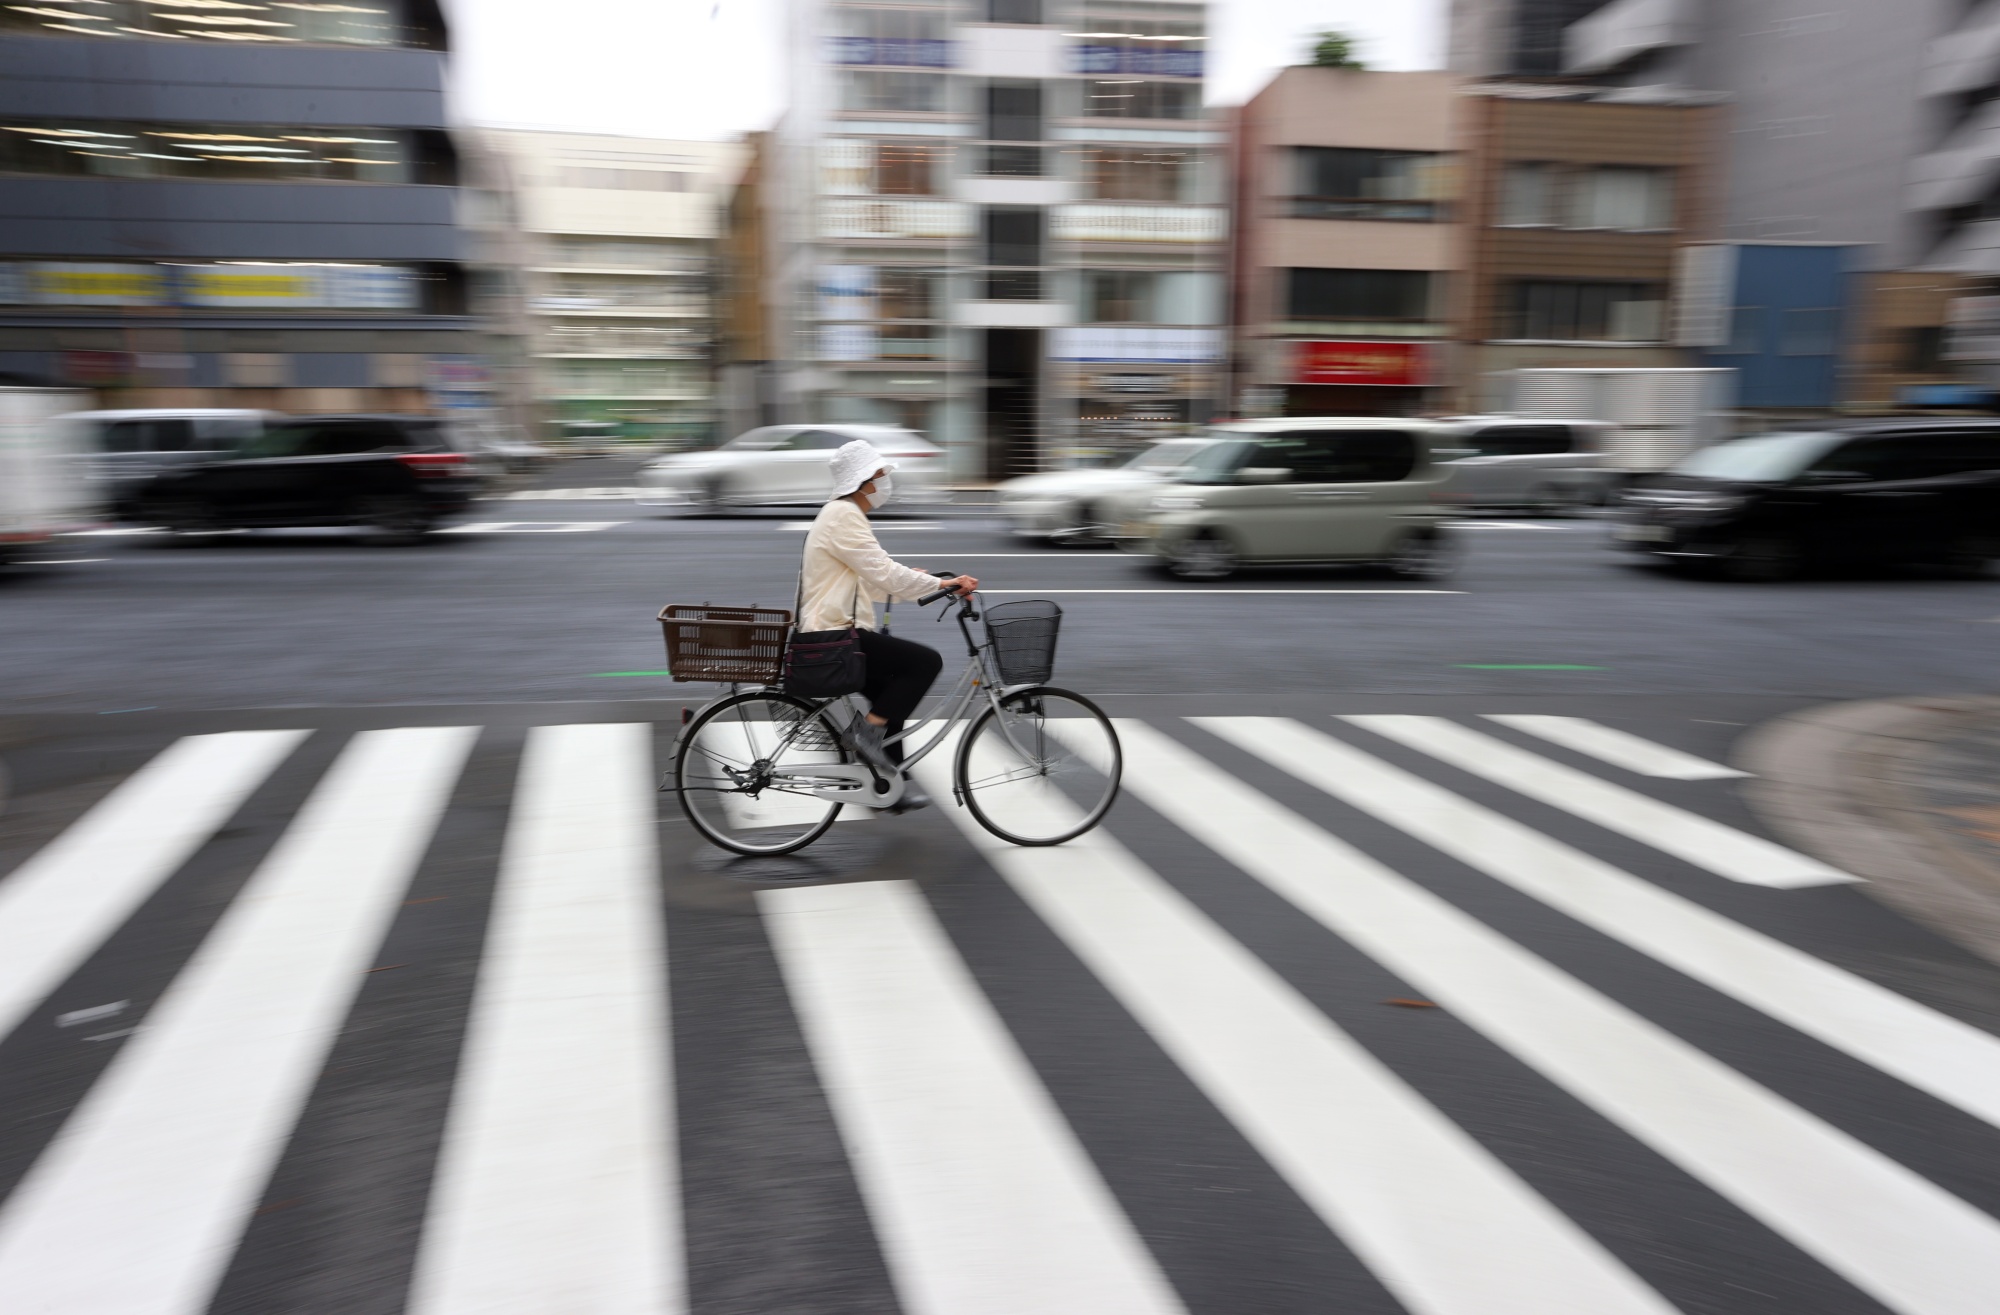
[690,476,727,516]
[1385,528,1458,581]
[1052,501,1103,547]
[1722,534,1804,582]
[366,494,434,545]
[1168,532,1238,580]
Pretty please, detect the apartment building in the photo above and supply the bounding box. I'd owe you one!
[1456,83,1718,407]
[0,2,489,415]
[768,0,1226,477]
[1230,68,1459,417]
[469,131,740,447]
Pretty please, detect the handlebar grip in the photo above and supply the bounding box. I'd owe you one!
[918,587,953,606]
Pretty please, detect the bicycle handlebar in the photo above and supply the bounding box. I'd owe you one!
[917,584,962,606]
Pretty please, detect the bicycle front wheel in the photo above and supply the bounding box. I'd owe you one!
[954,686,1121,846]
[675,691,850,856]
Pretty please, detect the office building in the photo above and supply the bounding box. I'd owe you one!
[1449,0,1618,79]
[1230,68,1460,417]
[0,2,492,416]
[767,0,1226,477]
[467,130,740,447]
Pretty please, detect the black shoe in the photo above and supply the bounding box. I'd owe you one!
[886,783,931,814]
[848,719,896,776]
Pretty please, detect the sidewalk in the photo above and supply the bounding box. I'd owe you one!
[1744,697,2000,966]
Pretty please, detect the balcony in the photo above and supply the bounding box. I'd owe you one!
[1909,99,2000,213]
[1563,0,1692,77]
[1925,0,2000,98]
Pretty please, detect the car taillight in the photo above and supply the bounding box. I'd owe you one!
[397,452,469,477]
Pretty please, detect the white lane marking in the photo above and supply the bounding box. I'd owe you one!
[1199,718,2000,1135]
[1346,716,1850,888]
[914,747,1673,1315]
[0,729,309,1044]
[409,724,680,1315]
[0,727,476,1315]
[761,878,1184,1315]
[1482,715,1749,779]
[439,521,627,534]
[979,589,1463,596]
[1176,717,2000,1315]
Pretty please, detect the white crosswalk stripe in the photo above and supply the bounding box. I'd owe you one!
[1,711,1997,1315]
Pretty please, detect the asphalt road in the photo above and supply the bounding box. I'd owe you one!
[2,459,1999,1315]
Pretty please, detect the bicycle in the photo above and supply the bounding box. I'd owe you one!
[661,581,1122,857]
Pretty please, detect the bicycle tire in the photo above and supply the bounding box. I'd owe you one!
[675,690,849,856]
[954,686,1121,846]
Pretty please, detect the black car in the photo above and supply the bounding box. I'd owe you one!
[139,414,480,540]
[1615,422,2000,580]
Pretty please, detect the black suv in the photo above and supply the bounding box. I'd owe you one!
[139,414,480,540]
[1615,421,2000,580]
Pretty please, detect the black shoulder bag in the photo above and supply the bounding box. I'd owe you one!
[782,570,868,699]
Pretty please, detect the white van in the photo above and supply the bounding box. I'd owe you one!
[58,409,269,518]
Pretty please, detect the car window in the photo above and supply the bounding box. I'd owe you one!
[1676,432,1841,481]
[1264,430,1420,484]
[1125,439,1210,472]
[195,416,263,450]
[1881,432,2000,479]
[1180,438,1255,484]
[788,430,849,451]
[1806,439,1911,483]
[234,425,310,459]
[103,421,147,453]
[297,423,402,457]
[727,428,783,450]
[1472,425,1570,456]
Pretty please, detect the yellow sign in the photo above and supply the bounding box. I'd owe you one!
[30,265,168,305]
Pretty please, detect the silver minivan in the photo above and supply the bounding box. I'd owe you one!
[1109,419,1455,579]
[1433,416,1611,512]
[59,409,269,517]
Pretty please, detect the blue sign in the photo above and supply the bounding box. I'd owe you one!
[1899,384,1994,407]
[826,37,954,68]
[1072,45,1203,78]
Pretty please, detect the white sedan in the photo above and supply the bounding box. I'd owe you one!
[995,436,1223,541]
[637,424,946,511]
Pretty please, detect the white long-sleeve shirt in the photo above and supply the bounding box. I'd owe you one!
[798,497,938,631]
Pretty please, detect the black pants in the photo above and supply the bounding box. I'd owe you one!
[856,628,943,764]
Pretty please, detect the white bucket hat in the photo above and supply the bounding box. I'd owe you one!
[828,438,897,499]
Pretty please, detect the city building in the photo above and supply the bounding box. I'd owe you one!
[1448,0,1623,79]
[465,130,740,448]
[1229,67,1460,417]
[0,2,492,416]
[766,0,1227,478]
[1676,241,1861,419]
[1455,83,1718,409]
[719,132,780,437]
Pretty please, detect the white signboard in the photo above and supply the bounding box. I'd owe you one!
[1051,327,1223,363]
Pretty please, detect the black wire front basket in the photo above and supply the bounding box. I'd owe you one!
[983,599,1061,685]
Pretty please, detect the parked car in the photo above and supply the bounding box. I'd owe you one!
[636,424,945,510]
[1433,416,1613,513]
[56,408,270,519]
[996,436,1224,542]
[136,414,479,541]
[1106,419,1457,579]
[1613,421,2000,580]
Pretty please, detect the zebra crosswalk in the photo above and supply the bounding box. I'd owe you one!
[1,711,1998,1315]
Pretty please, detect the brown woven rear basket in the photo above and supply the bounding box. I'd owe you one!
[658,603,792,684]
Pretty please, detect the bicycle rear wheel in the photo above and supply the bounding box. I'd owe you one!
[954,686,1120,846]
[675,691,849,855]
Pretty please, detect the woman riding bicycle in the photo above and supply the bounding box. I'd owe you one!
[802,439,977,810]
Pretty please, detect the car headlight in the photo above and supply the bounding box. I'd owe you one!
[1150,494,1205,511]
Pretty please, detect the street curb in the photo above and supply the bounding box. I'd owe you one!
[1740,696,2000,968]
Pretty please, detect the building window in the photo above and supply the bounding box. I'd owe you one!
[1085,148,1193,202]
[1087,271,1157,322]
[556,167,690,192]
[1779,307,1839,356]
[0,0,411,46]
[1568,167,1674,230]
[827,8,951,67]
[988,0,1042,24]
[1507,281,1667,341]
[980,145,1045,177]
[878,268,940,320]
[1084,80,1199,120]
[1286,269,1434,322]
[1903,324,1945,373]
[0,119,411,184]
[1499,163,1675,230]
[838,71,947,113]
[1499,163,1557,226]
[1068,11,1206,78]
[1293,148,1451,221]
[875,143,939,195]
[548,238,704,272]
[986,83,1043,142]
[984,206,1043,267]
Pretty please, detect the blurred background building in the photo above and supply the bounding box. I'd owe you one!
[465,130,741,449]
[1229,68,1460,418]
[0,1,494,417]
[759,0,1227,478]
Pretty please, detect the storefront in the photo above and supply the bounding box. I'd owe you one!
[1283,339,1438,417]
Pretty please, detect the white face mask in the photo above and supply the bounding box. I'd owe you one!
[866,475,893,509]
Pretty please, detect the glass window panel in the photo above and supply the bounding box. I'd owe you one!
[986,83,1043,141]
[838,71,946,113]
[1500,163,1554,225]
[1084,80,1198,120]
[1286,268,1432,321]
[1508,281,1667,341]
[1086,271,1156,322]
[875,142,937,195]
[0,0,408,47]
[1086,147,1191,201]
[0,119,410,184]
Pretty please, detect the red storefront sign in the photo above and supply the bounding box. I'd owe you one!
[1294,340,1430,387]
